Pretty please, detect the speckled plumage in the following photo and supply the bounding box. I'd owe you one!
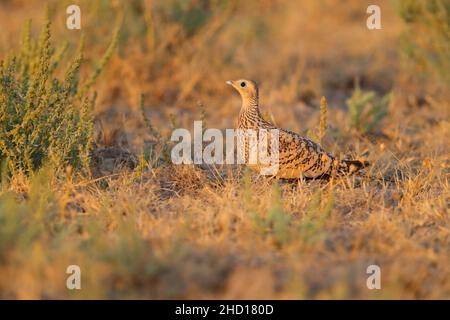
[227,79,368,179]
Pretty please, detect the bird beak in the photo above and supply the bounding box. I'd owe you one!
[226,80,233,86]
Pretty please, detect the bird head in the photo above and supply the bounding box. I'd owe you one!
[226,79,259,102]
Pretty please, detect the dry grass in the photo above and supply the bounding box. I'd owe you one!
[0,0,449,299]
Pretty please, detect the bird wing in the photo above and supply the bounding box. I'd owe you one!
[277,129,334,178]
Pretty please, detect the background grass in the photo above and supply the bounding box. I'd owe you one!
[0,0,449,299]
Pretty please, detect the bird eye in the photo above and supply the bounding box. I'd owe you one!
[240,82,246,88]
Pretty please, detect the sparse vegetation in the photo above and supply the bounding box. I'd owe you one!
[0,11,118,176]
[0,1,448,299]
[308,96,328,144]
[398,0,450,82]
[346,83,391,134]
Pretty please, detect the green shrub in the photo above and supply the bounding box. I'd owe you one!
[0,12,118,176]
[297,188,334,247]
[158,0,221,37]
[346,83,391,134]
[397,0,450,83]
[0,168,57,263]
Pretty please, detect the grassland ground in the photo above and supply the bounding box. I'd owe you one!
[0,0,449,299]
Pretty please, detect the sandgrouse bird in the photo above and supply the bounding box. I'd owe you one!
[227,79,368,179]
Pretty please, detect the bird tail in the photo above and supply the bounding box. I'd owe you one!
[335,159,370,176]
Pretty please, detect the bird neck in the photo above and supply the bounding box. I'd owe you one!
[239,95,264,128]
[240,95,261,117]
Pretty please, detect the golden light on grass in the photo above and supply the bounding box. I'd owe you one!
[0,0,449,299]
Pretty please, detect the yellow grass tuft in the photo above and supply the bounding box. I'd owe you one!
[0,1,449,300]
[319,96,328,144]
